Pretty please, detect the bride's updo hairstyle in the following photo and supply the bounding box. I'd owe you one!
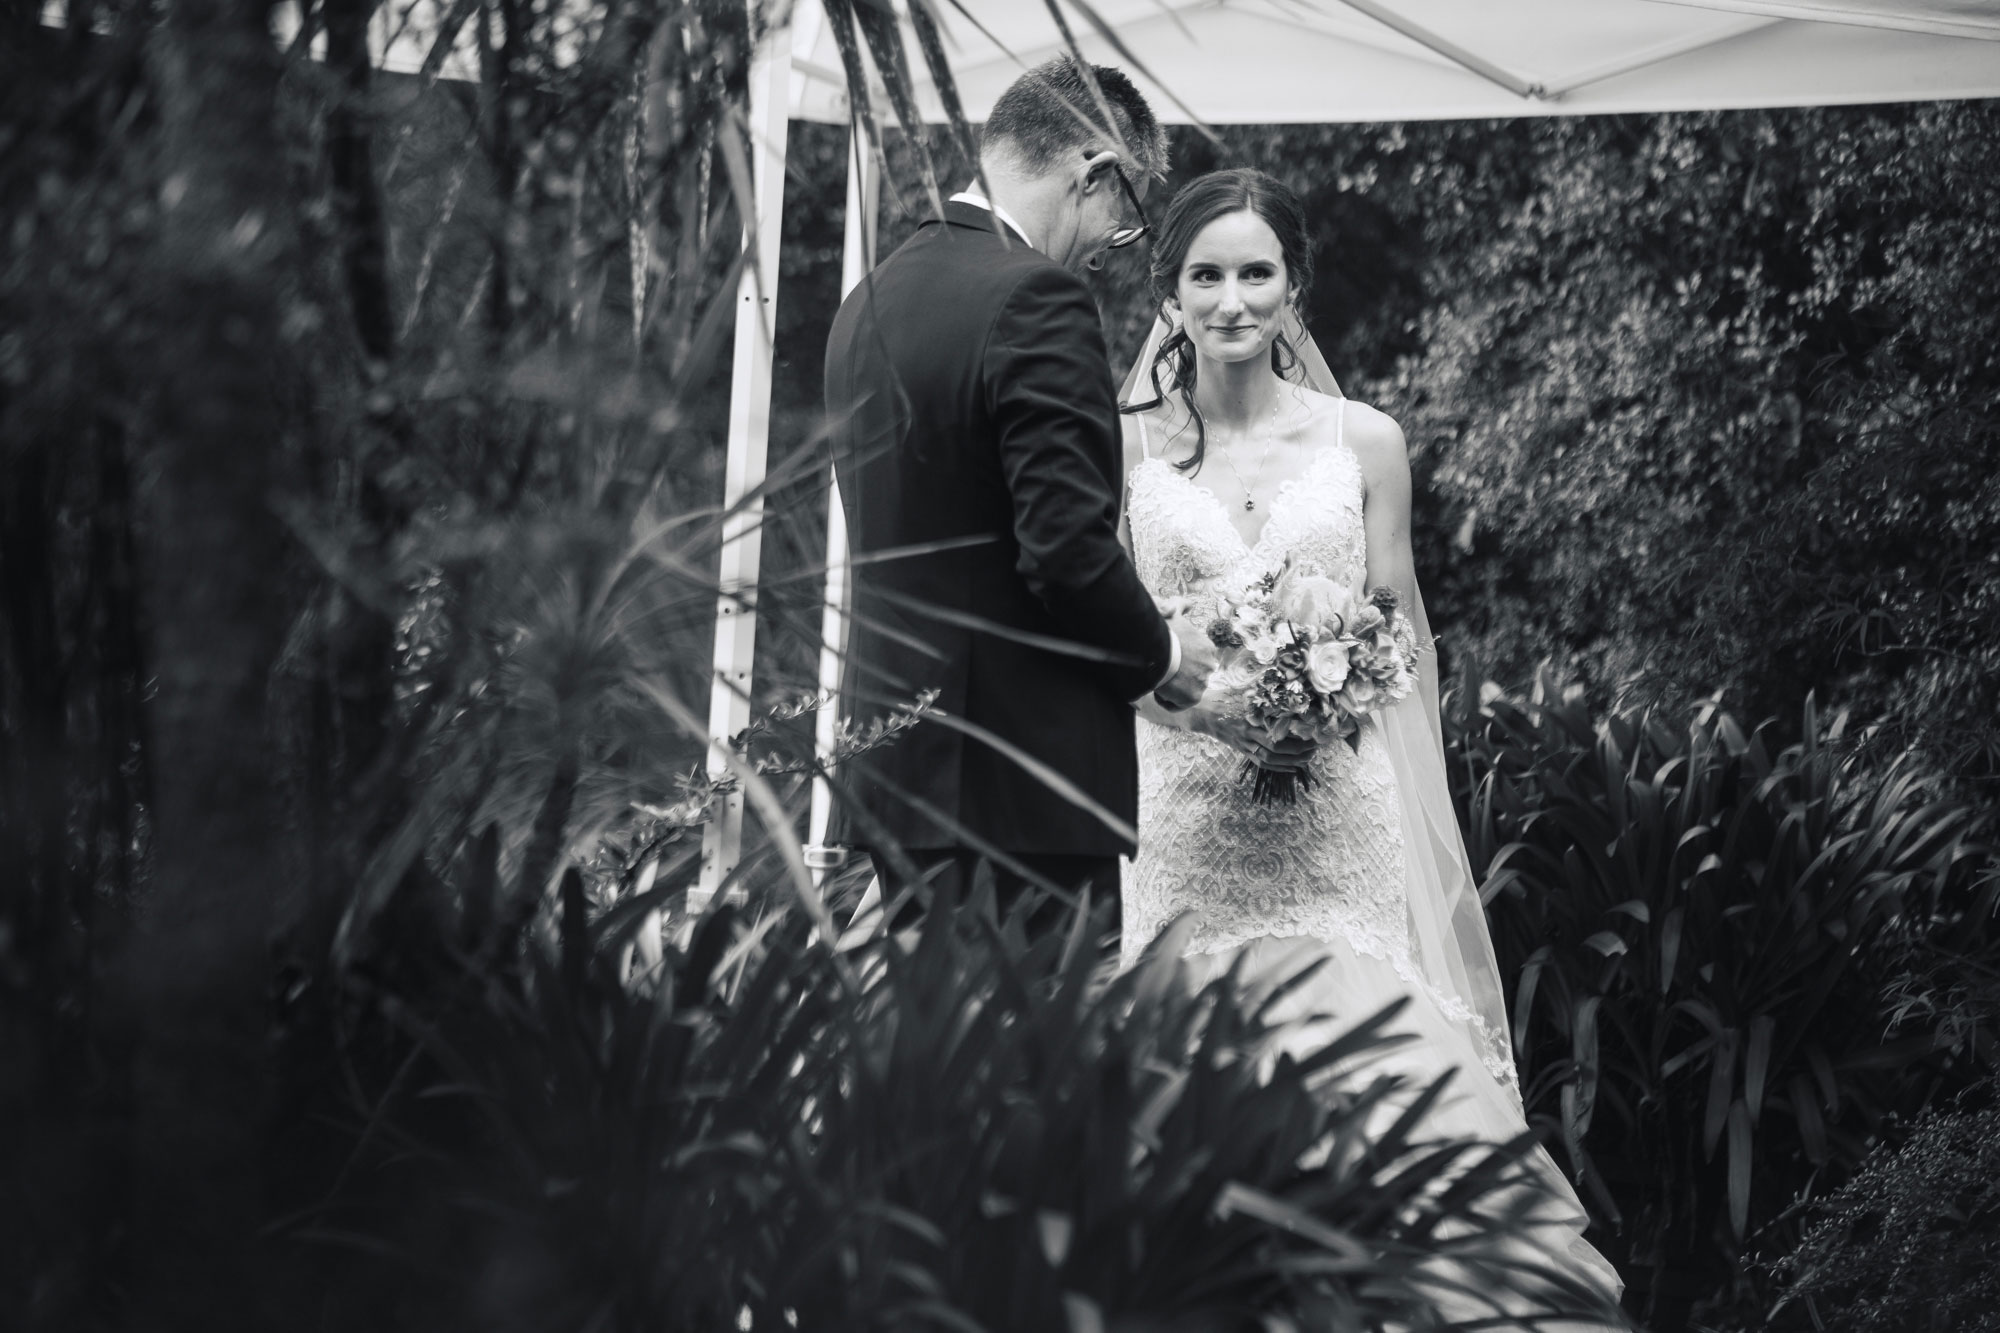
[1123,167,1313,476]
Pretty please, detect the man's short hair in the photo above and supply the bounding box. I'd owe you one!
[981,57,1167,181]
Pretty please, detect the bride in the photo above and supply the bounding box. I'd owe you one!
[1117,167,1625,1320]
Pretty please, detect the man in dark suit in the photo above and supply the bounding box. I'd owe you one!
[823,58,1214,934]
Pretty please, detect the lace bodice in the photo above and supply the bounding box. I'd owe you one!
[1126,441,1369,626]
[1121,408,1514,1088]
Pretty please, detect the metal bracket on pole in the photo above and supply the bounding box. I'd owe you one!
[692,5,798,918]
[805,123,880,878]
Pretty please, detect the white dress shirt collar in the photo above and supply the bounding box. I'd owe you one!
[947,190,1036,251]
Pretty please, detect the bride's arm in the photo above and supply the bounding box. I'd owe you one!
[1349,403,1420,611]
[1117,410,1146,560]
[1120,414,1206,736]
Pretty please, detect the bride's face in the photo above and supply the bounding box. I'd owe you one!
[1173,209,1294,364]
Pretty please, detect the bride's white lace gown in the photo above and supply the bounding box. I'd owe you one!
[1123,417,1440,998]
[1123,404,1625,1317]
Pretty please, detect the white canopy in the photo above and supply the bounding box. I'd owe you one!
[788,0,2000,126]
[278,0,2000,123]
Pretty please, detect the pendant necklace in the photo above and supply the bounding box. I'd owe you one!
[1212,392,1285,511]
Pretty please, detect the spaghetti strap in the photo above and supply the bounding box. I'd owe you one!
[1136,412,1153,460]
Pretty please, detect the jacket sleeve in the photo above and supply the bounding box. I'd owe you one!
[985,263,1174,701]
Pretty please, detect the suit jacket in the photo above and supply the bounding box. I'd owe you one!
[823,201,1173,857]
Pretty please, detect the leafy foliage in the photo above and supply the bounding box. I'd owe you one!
[1760,1093,2000,1333]
[1447,676,2000,1327]
[309,851,1619,1332]
[1400,106,2000,783]
[1,0,916,1323]
[1390,106,2000,787]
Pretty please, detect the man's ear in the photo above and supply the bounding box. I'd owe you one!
[1077,148,1121,194]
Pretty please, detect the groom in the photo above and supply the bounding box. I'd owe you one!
[823,57,1213,933]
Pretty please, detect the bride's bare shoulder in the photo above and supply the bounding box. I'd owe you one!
[1326,398,1410,484]
[1124,400,1199,466]
[1293,387,1392,437]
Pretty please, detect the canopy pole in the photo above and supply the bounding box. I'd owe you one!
[693,4,796,915]
[805,122,879,875]
[1329,0,1546,99]
[1539,17,1778,99]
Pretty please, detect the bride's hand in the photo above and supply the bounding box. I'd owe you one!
[1184,696,1318,772]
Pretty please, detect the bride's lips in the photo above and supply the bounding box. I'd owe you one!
[1209,324,1255,335]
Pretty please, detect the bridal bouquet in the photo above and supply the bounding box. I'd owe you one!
[1204,561,1420,804]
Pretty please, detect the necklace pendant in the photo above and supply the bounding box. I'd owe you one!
[1244,498,1256,511]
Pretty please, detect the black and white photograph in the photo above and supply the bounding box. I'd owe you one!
[5,2,1998,1330]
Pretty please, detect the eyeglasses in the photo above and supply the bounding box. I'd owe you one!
[1106,160,1150,249]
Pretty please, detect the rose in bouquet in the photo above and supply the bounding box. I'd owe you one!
[1204,560,1420,804]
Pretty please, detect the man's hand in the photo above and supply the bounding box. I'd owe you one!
[1151,604,1217,712]
[1187,703,1319,772]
